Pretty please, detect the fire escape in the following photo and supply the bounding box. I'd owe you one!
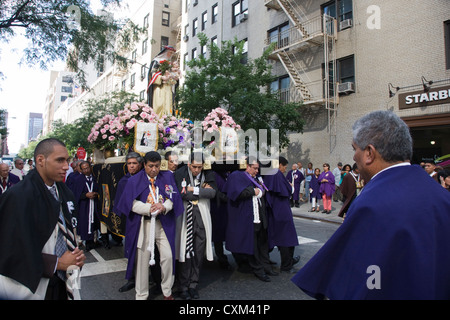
[264,0,338,151]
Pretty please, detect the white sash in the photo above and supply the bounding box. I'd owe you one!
[146,181,160,266]
[85,178,94,234]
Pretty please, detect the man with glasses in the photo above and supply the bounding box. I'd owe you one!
[11,158,25,180]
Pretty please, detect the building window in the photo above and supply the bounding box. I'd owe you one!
[202,11,208,31]
[183,53,188,70]
[232,0,248,27]
[143,13,149,28]
[192,18,198,36]
[211,36,218,47]
[268,23,289,49]
[271,76,290,103]
[161,36,169,50]
[61,86,73,93]
[141,64,147,80]
[323,55,355,96]
[201,43,207,57]
[192,47,197,60]
[212,3,218,24]
[162,11,170,26]
[232,38,248,64]
[140,90,146,101]
[322,0,353,31]
[130,73,136,88]
[122,80,126,91]
[131,49,137,63]
[60,96,68,102]
[62,75,73,83]
[445,20,450,69]
[142,38,148,55]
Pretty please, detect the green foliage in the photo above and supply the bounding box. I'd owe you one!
[0,0,144,87]
[177,33,304,149]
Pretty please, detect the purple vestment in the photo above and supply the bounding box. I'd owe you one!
[210,171,228,243]
[264,170,299,248]
[286,169,304,201]
[318,171,335,197]
[309,174,321,201]
[292,165,450,299]
[115,169,184,280]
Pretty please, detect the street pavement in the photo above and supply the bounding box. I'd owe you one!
[79,200,344,301]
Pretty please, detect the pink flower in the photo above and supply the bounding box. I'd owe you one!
[102,134,107,140]
[108,136,115,141]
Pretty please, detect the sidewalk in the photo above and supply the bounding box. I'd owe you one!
[291,199,344,224]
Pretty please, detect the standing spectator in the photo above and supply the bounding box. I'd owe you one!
[25,159,34,174]
[0,163,20,195]
[319,163,335,214]
[304,162,314,203]
[308,168,321,212]
[338,163,363,218]
[0,138,85,300]
[437,169,450,191]
[10,158,25,180]
[332,162,343,202]
[291,110,450,299]
[286,163,304,208]
[174,152,217,300]
[424,160,439,183]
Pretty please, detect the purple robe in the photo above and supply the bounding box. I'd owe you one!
[71,174,99,240]
[292,165,450,299]
[309,174,321,201]
[286,169,304,201]
[264,170,299,248]
[318,170,335,197]
[223,170,264,255]
[0,173,20,195]
[210,171,228,243]
[115,169,184,280]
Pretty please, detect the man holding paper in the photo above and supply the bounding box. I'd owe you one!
[115,151,183,300]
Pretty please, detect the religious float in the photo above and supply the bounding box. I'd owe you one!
[86,47,275,238]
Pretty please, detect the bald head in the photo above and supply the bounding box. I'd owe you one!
[0,163,9,179]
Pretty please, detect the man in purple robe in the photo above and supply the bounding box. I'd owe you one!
[0,163,20,195]
[291,111,450,299]
[224,157,277,282]
[72,161,99,251]
[286,163,304,207]
[263,157,300,273]
[115,152,144,293]
[115,151,183,300]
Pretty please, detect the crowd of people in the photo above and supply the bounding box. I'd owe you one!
[0,111,449,300]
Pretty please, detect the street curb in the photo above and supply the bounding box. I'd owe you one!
[291,200,344,225]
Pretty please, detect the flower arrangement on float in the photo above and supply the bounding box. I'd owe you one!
[157,114,194,150]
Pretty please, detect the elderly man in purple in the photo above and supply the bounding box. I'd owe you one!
[263,157,300,273]
[292,111,450,299]
[286,163,304,208]
[0,163,20,195]
[224,157,277,282]
[115,151,183,300]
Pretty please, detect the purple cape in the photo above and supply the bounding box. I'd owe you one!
[286,169,304,201]
[223,170,260,255]
[309,175,321,200]
[210,171,228,242]
[115,169,183,279]
[318,170,335,197]
[263,170,299,248]
[291,165,450,299]
[71,174,99,240]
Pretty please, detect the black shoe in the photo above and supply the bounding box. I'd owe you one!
[179,290,191,300]
[292,255,301,265]
[280,267,299,274]
[255,273,271,282]
[118,280,135,292]
[265,269,279,276]
[188,288,199,299]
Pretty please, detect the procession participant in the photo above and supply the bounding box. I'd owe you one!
[318,163,335,214]
[10,158,25,180]
[115,152,144,293]
[286,163,304,207]
[224,157,276,282]
[65,160,81,190]
[291,111,450,299]
[115,151,183,300]
[263,157,300,273]
[165,151,179,173]
[0,138,85,300]
[0,163,20,195]
[210,170,231,269]
[174,152,217,300]
[72,161,100,251]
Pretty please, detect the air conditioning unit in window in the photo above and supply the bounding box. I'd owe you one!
[340,19,352,30]
[338,82,355,94]
[239,13,248,23]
